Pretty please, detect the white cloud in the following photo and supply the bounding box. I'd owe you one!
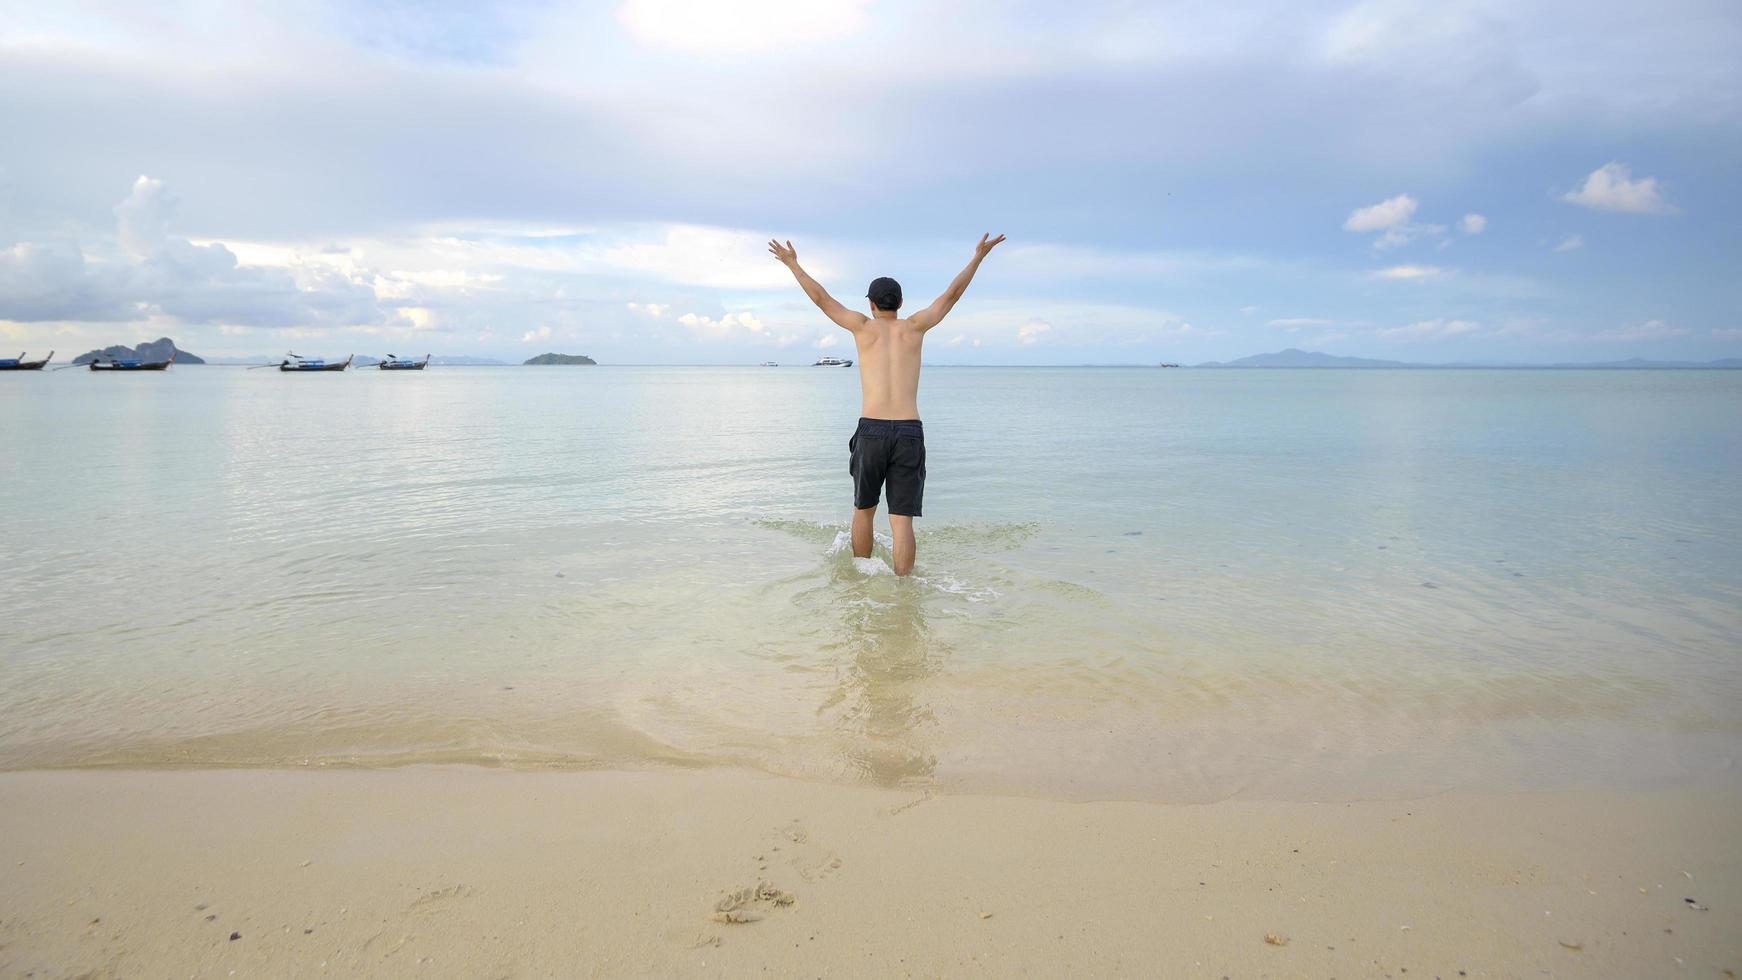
[1591,319,1687,342]
[1017,319,1053,344]
[1371,264,1444,280]
[1238,305,1260,314]
[115,176,175,257]
[520,325,551,343]
[0,176,383,329]
[1378,318,1482,340]
[1709,328,1742,339]
[1266,317,1335,329]
[617,0,870,54]
[1459,213,1486,235]
[1342,194,1444,249]
[1551,234,1584,252]
[1344,194,1418,232]
[815,333,840,349]
[676,310,765,337]
[726,312,763,333]
[595,224,811,289]
[1563,163,1677,214]
[946,333,966,346]
[627,301,667,317]
[372,268,502,293]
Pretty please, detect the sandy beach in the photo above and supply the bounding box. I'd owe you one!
[2,768,1737,978]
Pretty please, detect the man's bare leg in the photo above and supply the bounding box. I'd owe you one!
[852,506,876,559]
[889,514,915,576]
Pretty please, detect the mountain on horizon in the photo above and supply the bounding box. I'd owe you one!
[1196,348,1742,369]
[1197,348,1411,368]
[71,337,205,365]
[1546,356,1742,369]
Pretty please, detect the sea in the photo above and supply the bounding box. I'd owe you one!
[2,365,1739,802]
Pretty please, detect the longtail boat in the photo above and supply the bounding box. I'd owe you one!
[377,353,430,370]
[0,351,53,371]
[90,352,175,371]
[278,353,353,372]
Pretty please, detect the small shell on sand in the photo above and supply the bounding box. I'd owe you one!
[1264,933,1288,946]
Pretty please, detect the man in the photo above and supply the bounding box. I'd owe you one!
[769,233,1005,576]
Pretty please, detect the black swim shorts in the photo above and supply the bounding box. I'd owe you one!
[848,418,926,517]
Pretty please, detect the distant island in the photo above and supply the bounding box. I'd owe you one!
[1198,349,1411,368]
[1197,348,1742,369]
[72,337,205,365]
[523,353,597,365]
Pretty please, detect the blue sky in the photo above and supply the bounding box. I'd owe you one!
[1,0,1738,363]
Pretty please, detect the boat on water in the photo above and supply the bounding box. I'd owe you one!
[0,351,52,371]
[377,354,430,371]
[760,361,779,367]
[278,353,353,372]
[90,352,174,371]
[813,356,854,367]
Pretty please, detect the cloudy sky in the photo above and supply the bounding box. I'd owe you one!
[2,0,1738,364]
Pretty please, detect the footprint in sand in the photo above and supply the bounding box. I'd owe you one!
[694,819,845,934]
[795,851,843,882]
[777,821,844,883]
[708,881,796,924]
[407,884,473,916]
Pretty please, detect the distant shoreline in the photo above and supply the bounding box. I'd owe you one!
[162,362,1742,370]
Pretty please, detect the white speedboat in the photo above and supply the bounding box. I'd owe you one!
[813,356,854,367]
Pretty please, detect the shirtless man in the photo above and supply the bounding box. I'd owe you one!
[769,234,1005,576]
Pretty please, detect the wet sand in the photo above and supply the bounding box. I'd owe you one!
[1,768,1737,978]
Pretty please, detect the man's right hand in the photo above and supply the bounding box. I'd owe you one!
[974,233,1006,259]
[768,239,797,266]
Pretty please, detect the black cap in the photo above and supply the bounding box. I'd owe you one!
[866,277,902,311]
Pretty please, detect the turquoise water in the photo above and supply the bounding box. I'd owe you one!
[2,366,1739,801]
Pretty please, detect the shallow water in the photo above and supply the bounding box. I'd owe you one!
[2,366,1739,801]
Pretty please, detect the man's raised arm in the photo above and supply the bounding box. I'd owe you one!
[768,239,866,331]
[909,233,1005,331]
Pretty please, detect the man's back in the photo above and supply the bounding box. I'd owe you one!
[771,233,1003,575]
[851,315,926,420]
